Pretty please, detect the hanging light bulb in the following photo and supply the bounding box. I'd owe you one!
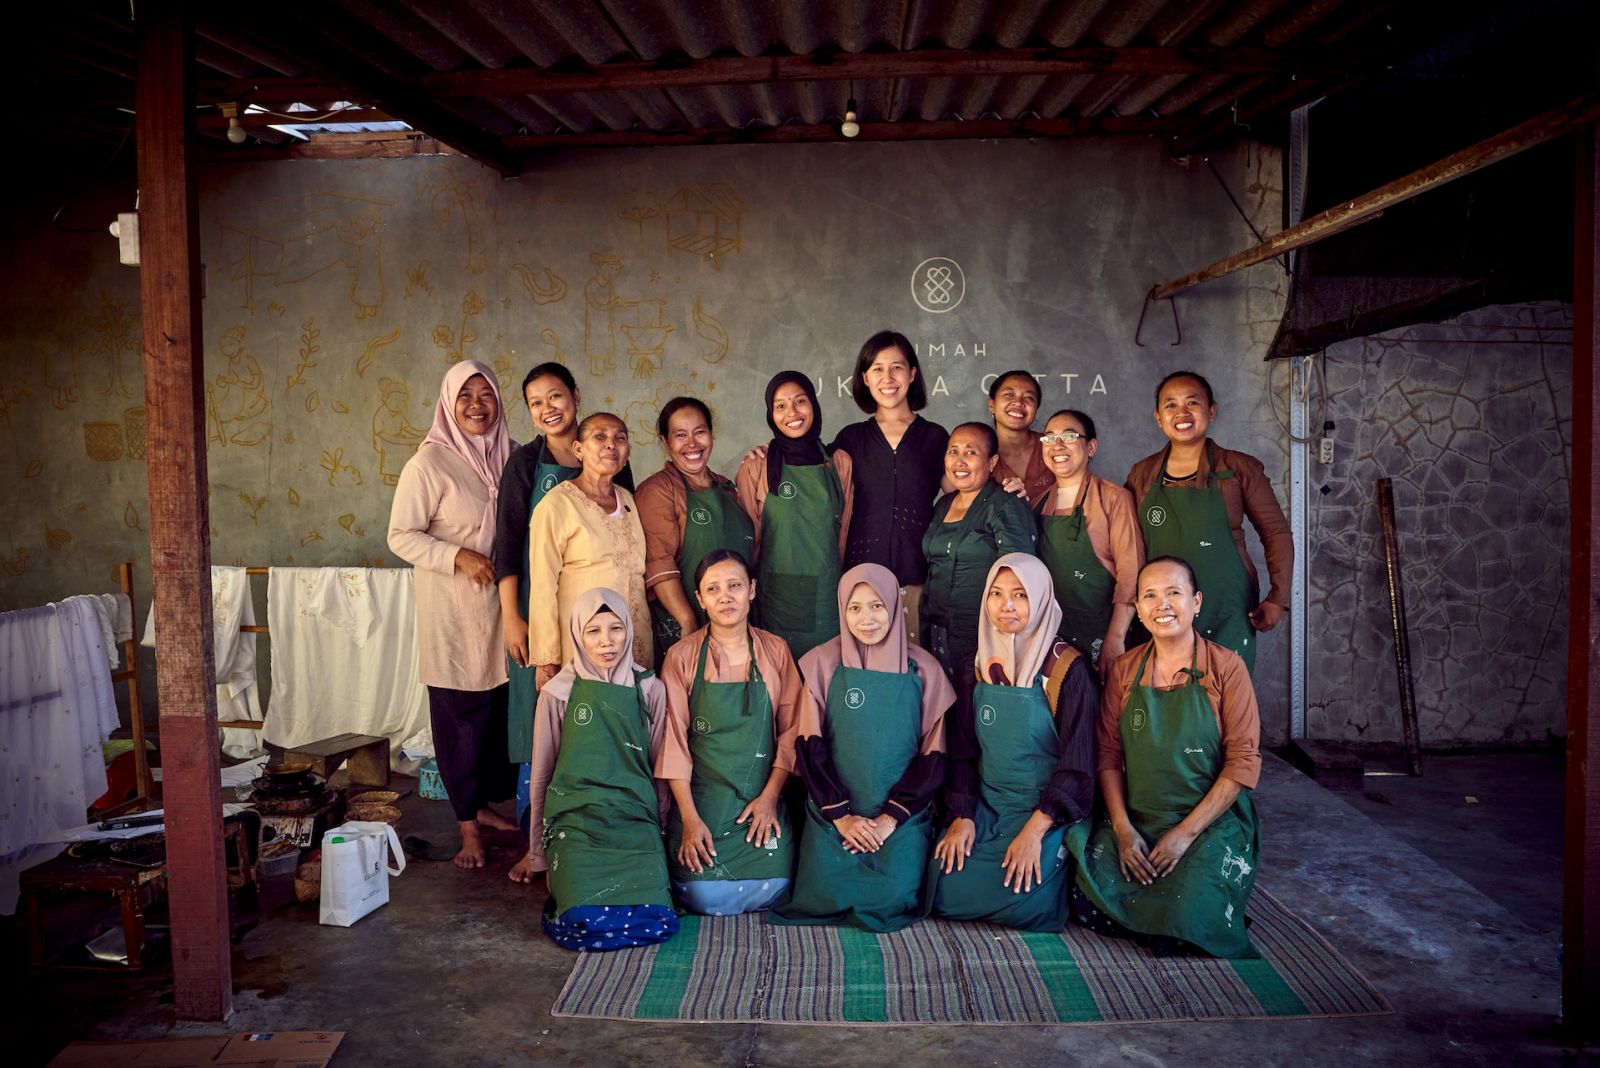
[221,102,248,144]
[840,97,860,139]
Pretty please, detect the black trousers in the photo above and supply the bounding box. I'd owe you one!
[427,683,514,822]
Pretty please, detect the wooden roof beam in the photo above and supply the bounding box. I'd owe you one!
[209,45,1335,105]
[1152,93,1600,302]
[204,10,520,176]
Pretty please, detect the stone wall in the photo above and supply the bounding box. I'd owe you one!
[1305,302,1572,746]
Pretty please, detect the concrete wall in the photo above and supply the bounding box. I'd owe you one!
[0,138,1289,729]
[1306,302,1572,747]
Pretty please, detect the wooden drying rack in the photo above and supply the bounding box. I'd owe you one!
[103,560,153,816]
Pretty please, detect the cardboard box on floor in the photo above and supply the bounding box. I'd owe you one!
[48,1031,344,1068]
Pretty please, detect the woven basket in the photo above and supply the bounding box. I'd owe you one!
[294,859,321,902]
[346,789,400,808]
[346,803,401,826]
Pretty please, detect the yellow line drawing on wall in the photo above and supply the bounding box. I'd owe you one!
[88,293,139,400]
[3,547,28,576]
[288,486,301,507]
[84,421,123,461]
[206,325,272,448]
[124,501,143,531]
[512,262,567,305]
[372,377,427,486]
[617,192,660,248]
[238,491,267,524]
[0,383,29,431]
[538,327,565,365]
[492,357,513,392]
[620,300,673,379]
[24,457,43,478]
[45,527,71,551]
[356,554,387,568]
[692,300,728,363]
[417,169,494,275]
[215,192,391,318]
[663,184,745,269]
[583,253,624,376]
[405,262,433,299]
[125,406,146,460]
[622,380,700,443]
[320,447,365,487]
[337,513,368,537]
[286,316,320,390]
[284,431,296,445]
[267,300,287,318]
[41,324,80,410]
[332,399,350,414]
[300,530,323,547]
[433,290,484,363]
[356,326,402,378]
[305,391,321,413]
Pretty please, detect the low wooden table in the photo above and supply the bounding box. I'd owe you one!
[287,733,390,787]
[19,816,254,970]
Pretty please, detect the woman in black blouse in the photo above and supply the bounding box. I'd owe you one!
[828,331,949,644]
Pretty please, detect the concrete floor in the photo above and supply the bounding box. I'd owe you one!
[5,751,1580,1067]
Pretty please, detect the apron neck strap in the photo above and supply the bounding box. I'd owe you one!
[1159,440,1216,487]
[1136,638,1202,689]
[694,629,762,716]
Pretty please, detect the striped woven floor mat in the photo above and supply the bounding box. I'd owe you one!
[551,888,1390,1025]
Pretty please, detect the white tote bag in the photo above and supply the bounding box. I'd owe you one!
[318,820,405,927]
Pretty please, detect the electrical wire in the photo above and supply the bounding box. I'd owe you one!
[1265,349,1328,446]
[52,122,135,233]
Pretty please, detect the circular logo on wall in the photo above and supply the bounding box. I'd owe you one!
[540,473,559,492]
[911,257,966,314]
[1146,506,1167,527]
[845,687,866,709]
[1130,708,1147,732]
[689,506,712,526]
[573,703,593,726]
[778,481,797,500]
[693,716,711,735]
[979,704,996,726]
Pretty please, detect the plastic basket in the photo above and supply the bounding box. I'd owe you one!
[418,759,449,801]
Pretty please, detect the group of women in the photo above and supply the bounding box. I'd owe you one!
[386,332,1288,960]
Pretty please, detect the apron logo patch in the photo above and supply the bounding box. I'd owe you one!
[693,716,711,735]
[979,704,996,726]
[1221,846,1253,884]
[1146,506,1167,527]
[778,481,797,499]
[541,473,558,492]
[1130,708,1147,732]
[1199,539,1213,547]
[845,687,866,709]
[1073,570,1087,580]
[1184,746,1204,754]
[572,703,593,725]
[690,506,712,526]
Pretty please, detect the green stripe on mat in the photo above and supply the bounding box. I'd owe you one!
[1020,932,1103,1022]
[834,926,889,1022]
[1231,957,1310,1016]
[633,914,701,1018]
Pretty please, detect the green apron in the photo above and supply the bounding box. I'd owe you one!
[649,467,756,658]
[1036,483,1115,665]
[770,664,931,932]
[542,673,673,913]
[509,440,580,765]
[1136,442,1258,671]
[755,453,844,660]
[921,483,1037,683]
[929,680,1071,931]
[1067,643,1259,958]
[666,634,796,885]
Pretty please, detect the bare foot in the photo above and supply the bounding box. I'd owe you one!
[508,853,540,885]
[476,807,519,832]
[453,821,486,870]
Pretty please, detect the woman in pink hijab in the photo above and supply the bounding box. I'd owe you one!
[769,563,954,932]
[388,360,518,869]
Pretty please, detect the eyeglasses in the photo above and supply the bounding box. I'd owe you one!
[1039,431,1085,446]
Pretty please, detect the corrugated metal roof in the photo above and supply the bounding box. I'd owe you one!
[24,0,1454,171]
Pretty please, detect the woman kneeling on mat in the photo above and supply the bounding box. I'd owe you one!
[1068,555,1261,958]
[770,564,954,932]
[929,553,1098,931]
[513,588,677,951]
[657,550,804,914]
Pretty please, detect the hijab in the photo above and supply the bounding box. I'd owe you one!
[540,587,642,704]
[796,564,955,747]
[764,370,828,492]
[975,553,1063,686]
[422,359,512,553]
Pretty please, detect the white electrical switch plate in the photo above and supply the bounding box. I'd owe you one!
[110,212,140,266]
[1318,437,1334,465]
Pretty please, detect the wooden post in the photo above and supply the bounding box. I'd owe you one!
[135,0,231,1021]
[1567,122,1600,1039]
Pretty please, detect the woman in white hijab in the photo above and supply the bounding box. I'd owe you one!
[509,587,677,951]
